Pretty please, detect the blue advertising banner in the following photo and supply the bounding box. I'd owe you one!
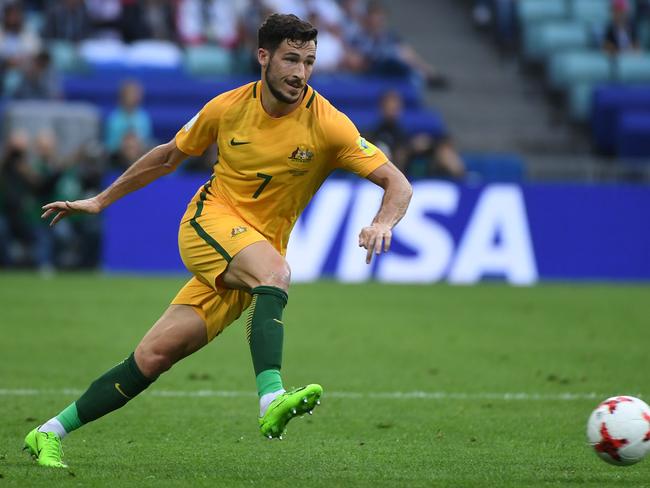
[103,175,650,283]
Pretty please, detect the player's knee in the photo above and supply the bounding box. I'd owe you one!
[259,258,291,291]
[134,344,174,378]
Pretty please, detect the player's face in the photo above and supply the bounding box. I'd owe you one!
[261,39,317,105]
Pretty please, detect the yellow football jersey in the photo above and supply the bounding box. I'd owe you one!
[175,81,388,253]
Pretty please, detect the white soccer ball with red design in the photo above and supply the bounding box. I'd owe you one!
[587,396,650,466]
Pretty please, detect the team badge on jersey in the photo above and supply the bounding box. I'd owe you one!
[357,137,377,156]
[288,146,314,163]
[231,226,247,237]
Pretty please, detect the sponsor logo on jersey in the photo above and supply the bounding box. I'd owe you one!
[288,146,314,163]
[184,113,200,132]
[231,226,247,237]
[357,137,376,156]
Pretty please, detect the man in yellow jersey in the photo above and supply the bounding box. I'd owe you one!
[25,14,412,468]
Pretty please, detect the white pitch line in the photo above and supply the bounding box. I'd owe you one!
[0,388,635,401]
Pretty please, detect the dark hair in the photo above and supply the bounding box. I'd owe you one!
[258,13,317,52]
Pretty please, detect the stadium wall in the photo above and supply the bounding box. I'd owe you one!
[103,175,650,283]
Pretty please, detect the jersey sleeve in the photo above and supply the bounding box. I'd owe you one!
[327,110,388,177]
[175,96,223,156]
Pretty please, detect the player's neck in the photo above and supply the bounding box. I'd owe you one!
[259,82,304,118]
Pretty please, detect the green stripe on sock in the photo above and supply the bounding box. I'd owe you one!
[56,402,83,433]
[256,369,283,397]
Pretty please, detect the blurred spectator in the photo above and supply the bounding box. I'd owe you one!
[0,130,55,270]
[4,50,62,99]
[603,0,640,53]
[0,2,41,67]
[42,0,92,42]
[349,1,448,88]
[307,10,366,73]
[0,211,9,266]
[105,80,153,154]
[45,134,101,269]
[339,0,366,41]
[307,12,345,72]
[121,0,177,44]
[0,128,103,270]
[110,131,147,170]
[472,0,517,54]
[177,0,248,47]
[262,0,309,19]
[85,0,122,39]
[309,0,345,28]
[369,91,465,180]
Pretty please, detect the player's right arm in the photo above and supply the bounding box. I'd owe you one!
[42,87,233,226]
[42,139,189,226]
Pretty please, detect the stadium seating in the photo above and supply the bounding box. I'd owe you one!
[513,0,650,157]
[568,82,596,121]
[184,45,233,76]
[49,40,87,74]
[571,0,611,28]
[62,70,430,141]
[591,85,650,153]
[615,53,650,83]
[548,51,612,90]
[518,0,568,24]
[345,107,447,139]
[4,101,100,156]
[616,110,650,159]
[462,153,526,182]
[518,0,569,61]
[525,21,590,62]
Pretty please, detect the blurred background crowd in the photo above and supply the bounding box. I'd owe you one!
[1,0,649,273]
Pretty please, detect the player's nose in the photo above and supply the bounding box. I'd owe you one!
[293,63,306,80]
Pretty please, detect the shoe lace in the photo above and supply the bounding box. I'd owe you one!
[41,433,64,462]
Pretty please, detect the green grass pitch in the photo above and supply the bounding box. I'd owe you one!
[1,273,649,487]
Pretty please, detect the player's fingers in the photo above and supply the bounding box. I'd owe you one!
[358,232,366,247]
[41,208,56,219]
[374,233,383,256]
[50,210,68,226]
[42,201,66,211]
[384,232,392,252]
[365,236,375,264]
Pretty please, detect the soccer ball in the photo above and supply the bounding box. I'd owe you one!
[587,396,650,466]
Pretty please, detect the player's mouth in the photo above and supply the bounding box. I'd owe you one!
[286,79,303,90]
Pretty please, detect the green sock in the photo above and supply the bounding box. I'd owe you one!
[246,286,287,397]
[55,402,82,433]
[71,352,154,425]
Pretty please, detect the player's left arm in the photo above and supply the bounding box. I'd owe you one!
[360,161,412,264]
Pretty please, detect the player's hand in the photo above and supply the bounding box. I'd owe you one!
[358,223,392,264]
[41,197,102,226]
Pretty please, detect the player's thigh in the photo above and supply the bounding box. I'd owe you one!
[220,240,290,291]
[172,276,252,342]
[178,202,266,289]
[135,304,208,377]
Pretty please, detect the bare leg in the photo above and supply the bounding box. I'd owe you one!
[33,304,209,446]
[135,304,209,378]
[220,240,290,292]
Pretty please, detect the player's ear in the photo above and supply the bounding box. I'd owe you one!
[258,48,270,68]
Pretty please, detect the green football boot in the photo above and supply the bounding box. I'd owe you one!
[259,384,323,439]
[23,428,68,468]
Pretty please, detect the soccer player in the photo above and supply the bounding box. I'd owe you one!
[26,13,412,468]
